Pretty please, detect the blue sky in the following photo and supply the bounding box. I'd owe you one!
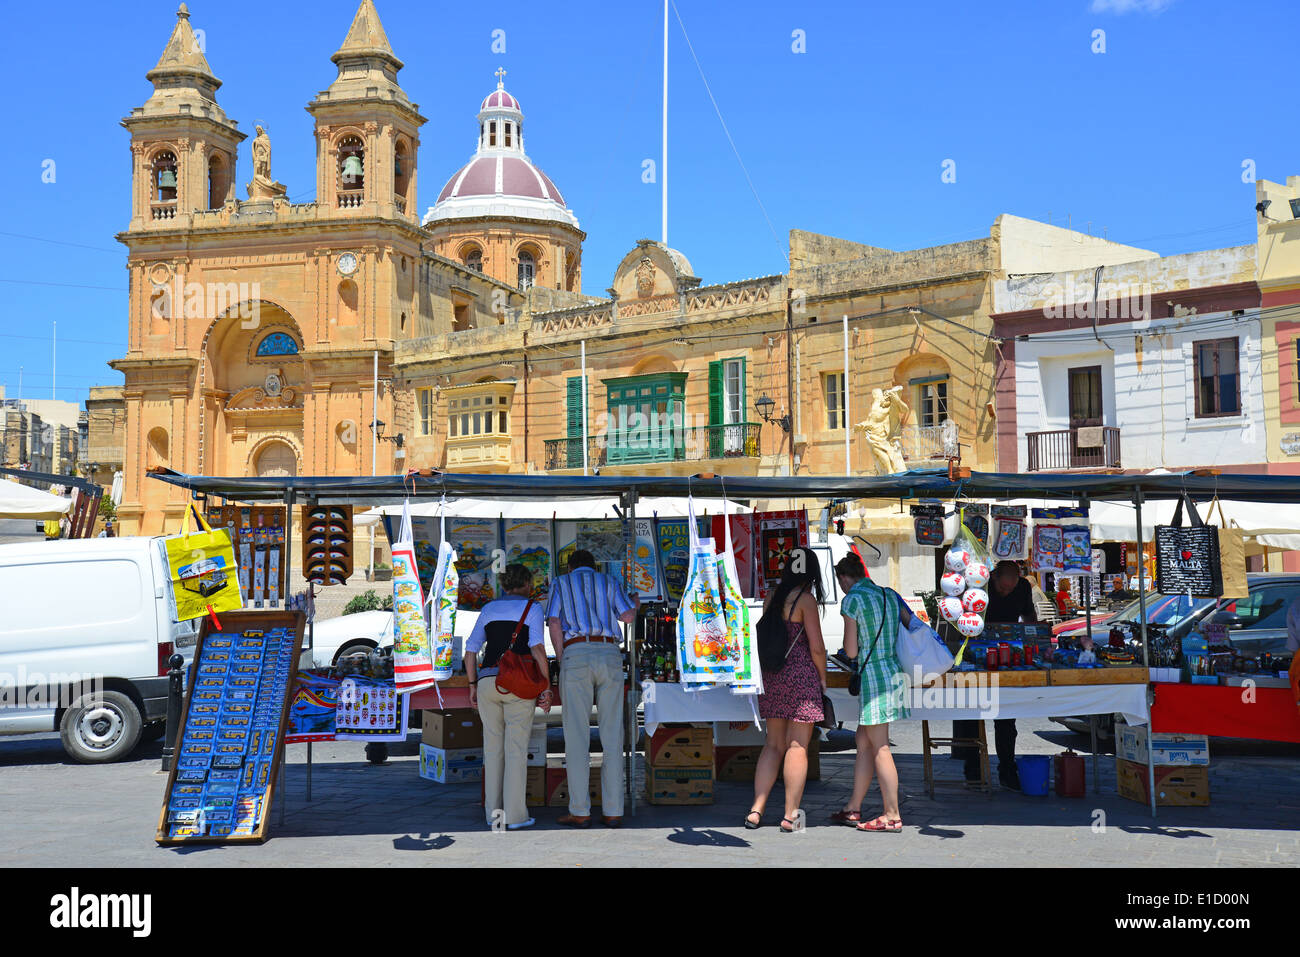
[2,0,1295,405]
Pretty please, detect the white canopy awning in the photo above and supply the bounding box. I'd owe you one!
[0,478,73,521]
[1086,499,1300,549]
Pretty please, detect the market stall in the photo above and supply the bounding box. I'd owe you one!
[146,465,1300,832]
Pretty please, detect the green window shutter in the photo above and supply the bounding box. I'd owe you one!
[708,361,723,458]
[708,361,723,426]
[739,356,747,422]
[566,376,583,468]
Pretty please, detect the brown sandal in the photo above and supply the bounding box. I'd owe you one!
[829,809,860,825]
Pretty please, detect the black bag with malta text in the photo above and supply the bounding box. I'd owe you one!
[1155,495,1223,598]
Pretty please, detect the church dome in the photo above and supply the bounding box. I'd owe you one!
[423,72,579,230]
[480,87,519,111]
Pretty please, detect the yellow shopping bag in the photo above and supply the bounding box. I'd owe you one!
[164,503,242,623]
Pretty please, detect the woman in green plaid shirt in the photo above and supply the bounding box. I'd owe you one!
[831,554,908,832]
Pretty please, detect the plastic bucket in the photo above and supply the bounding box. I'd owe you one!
[1016,755,1051,796]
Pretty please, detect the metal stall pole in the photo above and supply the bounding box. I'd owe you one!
[304,497,317,804]
[1081,494,1098,793]
[624,489,639,817]
[282,488,296,820]
[1134,487,1157,819]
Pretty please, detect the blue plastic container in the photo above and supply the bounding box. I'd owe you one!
[1016,755,1051,796]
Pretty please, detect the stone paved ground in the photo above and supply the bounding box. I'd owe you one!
[3,719,1296,867]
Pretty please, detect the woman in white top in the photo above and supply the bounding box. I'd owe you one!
[465,563,551,830]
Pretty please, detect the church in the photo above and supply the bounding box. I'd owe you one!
[112,1,575,535]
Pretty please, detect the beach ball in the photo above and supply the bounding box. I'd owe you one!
[962,588,989,615]
[945,548,971,573]
[955,612,985,638]
[940,572,965,596]
[938,596,964,622]
[964,561,990,588]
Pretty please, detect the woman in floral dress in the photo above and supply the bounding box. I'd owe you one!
[746,546,827,833]
[831,554,908,832]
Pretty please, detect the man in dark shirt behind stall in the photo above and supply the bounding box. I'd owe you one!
[954,560,1037,790]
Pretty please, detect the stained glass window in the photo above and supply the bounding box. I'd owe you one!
[255,332,299,357]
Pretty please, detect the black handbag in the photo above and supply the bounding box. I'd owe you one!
[818,693,837,730]
[1155,494,1223,597]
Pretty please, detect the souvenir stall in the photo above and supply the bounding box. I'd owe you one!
[146,466,1300,828]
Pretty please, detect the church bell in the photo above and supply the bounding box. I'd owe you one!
[158,168,177,189]
[341,154,364,182]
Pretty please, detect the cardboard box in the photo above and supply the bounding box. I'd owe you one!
[479,766,546,807]
[419,744,485,784]
[714,738,819,782]
[646,765,714,805]
[713,720,767,747]
[526,723,548,767]
[1117,725,1210,767]
[421,709,484,750]
[1115,757,1210,807]
[715,745,762,782]
[544,765,602,808]
[647,725,713,767]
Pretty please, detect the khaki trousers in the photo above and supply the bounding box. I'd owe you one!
[559,642,625,817]
[477,677,536,826]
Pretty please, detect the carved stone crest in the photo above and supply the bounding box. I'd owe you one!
[635,257,656,299]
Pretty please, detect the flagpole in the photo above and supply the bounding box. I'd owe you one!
[662,0,669,246]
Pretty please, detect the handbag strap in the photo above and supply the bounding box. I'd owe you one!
[859,588,888,670]
[1173,493,1206,528]
[505,598,534,654]
[781,583,810,662]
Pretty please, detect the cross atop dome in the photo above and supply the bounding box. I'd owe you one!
[481,69,521,114]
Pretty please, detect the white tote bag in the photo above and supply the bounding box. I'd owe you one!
[895,613,955,687]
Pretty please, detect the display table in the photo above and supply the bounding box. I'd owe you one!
[1150,681,1300,743]
[641,679,1149,734]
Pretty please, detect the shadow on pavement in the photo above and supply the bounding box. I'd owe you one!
[666,826,750,848]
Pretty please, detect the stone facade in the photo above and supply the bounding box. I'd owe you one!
[84,385,127,488]
[110,2,521,535]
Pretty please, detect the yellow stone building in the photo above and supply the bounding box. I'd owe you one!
[111,2,518,535]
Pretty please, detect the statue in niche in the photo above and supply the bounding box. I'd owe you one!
[856,385,909,475]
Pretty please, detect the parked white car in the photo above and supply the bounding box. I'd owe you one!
[0,536,199,762]
[310,608,488,668]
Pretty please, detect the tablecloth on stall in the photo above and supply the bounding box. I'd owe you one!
[641,680,1149,735]
[1150,682,1300,743]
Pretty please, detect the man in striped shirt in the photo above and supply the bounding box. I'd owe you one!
[547,549,639,828]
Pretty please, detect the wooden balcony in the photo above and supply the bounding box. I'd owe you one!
[1026,426,1121,471]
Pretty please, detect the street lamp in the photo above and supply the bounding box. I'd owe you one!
[369,419,405,460]
[754,394,791,434]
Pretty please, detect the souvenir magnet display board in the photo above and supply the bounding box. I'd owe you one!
[155,610,306,845]
[302,504,353,585]
[910,504,946,547]
[207,505,288,606]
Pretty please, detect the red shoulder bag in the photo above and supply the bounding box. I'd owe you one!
[495,599,549,700]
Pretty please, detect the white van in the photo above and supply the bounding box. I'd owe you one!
[0,536,198,762]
